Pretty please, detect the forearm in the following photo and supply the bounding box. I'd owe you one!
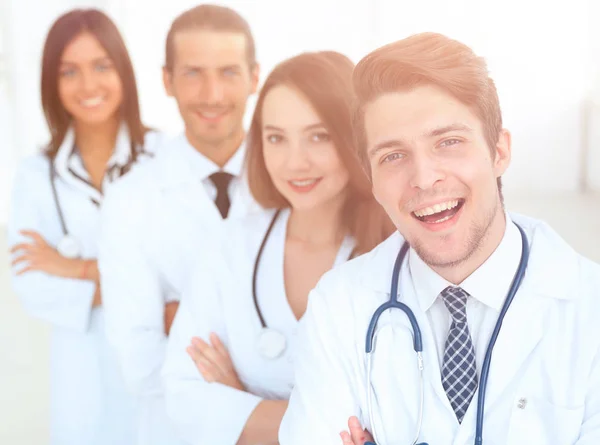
[76,259,99,281]
[238,400,289,445]
[56,258,100,281]
[72,260,102,307]
[92,284,102,307]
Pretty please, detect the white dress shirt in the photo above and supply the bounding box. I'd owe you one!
[409,215,523,374]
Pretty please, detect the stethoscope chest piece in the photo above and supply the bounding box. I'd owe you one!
[257,328,287,359]
[57,234,82,259]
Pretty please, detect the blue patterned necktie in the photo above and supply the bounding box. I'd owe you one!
[440,286,478,423]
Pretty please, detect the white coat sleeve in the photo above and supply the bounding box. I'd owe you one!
[162,255,262,445]
[279,272,364,445]
[8,158,96,332]
[98,181,167,397]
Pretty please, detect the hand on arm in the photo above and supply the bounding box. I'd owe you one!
[185,332,286,445]
[11,230,99,281]
[340,417,374,445]
[186,332,245,391]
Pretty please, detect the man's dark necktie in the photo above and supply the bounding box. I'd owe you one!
[209,172,234,219]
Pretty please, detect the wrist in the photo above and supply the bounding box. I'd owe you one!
[79,260,91,280]
[232,375,245,392]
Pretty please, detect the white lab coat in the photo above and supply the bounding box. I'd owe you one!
[279,214,600,445]
[163,208,355,444]
[7,126,163,445]
[97,134,260,445]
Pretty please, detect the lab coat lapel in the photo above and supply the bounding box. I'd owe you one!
[54,125,133,204]
[228,175,261,219]
[158,143,221,221]
[476,221,565,413]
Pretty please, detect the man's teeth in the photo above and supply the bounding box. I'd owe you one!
[290,179,318,186]
[414,200,459,218]
[81,96,105,107]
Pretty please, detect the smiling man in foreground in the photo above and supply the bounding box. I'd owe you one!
[279,32,600,445]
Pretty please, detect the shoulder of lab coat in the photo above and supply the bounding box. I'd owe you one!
[98,157,167,397]
[142,130,165,154]
[162,230,262,445]
[7,154,96,332]
[279,236,397,445]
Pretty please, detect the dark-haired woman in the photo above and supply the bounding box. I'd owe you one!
[7,9,162,445]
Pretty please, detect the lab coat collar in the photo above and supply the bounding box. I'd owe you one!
[361,212,580,303]
[158,133,246,189]
[53,124,132,175]
[53,124,133,201]
[511,212,579,301]
[359,230,406,294]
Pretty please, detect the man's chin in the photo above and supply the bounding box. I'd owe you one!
[410,234,471,269]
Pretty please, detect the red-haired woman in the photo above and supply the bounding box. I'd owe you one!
[162,51,394,445]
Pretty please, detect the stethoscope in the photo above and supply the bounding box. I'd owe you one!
[49,148,147,259]
[252,209,356,360]
[50,160,83,259]
[364,222,530,445]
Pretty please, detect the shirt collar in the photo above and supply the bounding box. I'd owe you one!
[409,212,523,313]
[223,140,246,177]
[174,135,245,180]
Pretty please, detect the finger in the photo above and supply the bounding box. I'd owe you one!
[186,346,219,381]
[11,254,31,267]
[187,343,223,377]
[10,243,35,254]
[186,346,213,379]
[193,360,215,382]
[191,337,228,374]
[340,431,355,445]
[209,333,232,362]
[16,265,36,276]
[348,417,368,445]
[19,230,46,246]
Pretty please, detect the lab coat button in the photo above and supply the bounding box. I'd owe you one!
[517,398,527,409]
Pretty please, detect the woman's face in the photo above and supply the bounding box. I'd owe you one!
[261,85,350,212]
[58,32,123,126]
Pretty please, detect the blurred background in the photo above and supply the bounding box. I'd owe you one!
[1,0,599,443]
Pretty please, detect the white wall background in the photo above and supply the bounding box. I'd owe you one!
[1,0,599,226]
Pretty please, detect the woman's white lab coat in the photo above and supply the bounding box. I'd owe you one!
[162,208,354,445]
[279,214,600,445]
[7,127,162,445]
